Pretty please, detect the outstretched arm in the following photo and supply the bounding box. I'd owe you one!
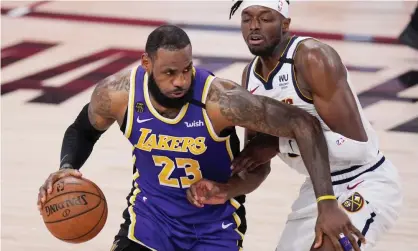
[187,67,271,207]
[206,78,333,198]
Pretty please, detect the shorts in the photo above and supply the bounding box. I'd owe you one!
[275,155,403,251]
[111,196,247,251]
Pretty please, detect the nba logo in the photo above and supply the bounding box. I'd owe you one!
[278,0,283,11]
[336,137,345,146]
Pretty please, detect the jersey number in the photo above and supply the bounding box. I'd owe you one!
[152,156,203,188]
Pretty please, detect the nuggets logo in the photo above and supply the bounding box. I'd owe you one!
[136,128,207,155]
[342,192,364,213]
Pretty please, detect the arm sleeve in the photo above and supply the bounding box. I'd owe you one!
[59,103,106,170]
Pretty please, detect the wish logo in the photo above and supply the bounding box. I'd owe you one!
[184,120,204,128]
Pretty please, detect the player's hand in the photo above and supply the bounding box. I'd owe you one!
[186,179,229,207]
[231,134,278,175]
[313,200,366,251]
[37,168,82,212]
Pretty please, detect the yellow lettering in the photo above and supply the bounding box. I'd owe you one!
[153,156,180,188]
[142,134,157,152]
[181,137,195,153]
[176,158,203,188]
[157,135,171,150]
[136,128,153,151]
[169,137,182,151]
[153,155,202,188]
[135,129,207,155]
[189,137,207,155]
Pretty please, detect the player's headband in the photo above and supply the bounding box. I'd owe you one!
[241,0,290,18]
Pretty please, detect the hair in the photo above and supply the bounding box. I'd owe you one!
[145,25,191,58]
[229,0,290,19]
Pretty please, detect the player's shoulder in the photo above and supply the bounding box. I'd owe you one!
[241,57,258,89]
[90,68,132,115]
[94,68,132,95]
[295,38,341,66]
[193,66,216,77]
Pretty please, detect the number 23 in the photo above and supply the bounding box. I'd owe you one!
[152,156,203,188]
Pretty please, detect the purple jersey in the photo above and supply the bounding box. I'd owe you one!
[122,65,242,227]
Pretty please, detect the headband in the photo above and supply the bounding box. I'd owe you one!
[241,0,290,18]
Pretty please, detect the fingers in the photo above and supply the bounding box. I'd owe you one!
[231,156,246,175]
[313,229,324,249]
[204,183,221,200]
[231,156,257,175]
[343,227,359,251]
[350,224,366,245]
[37,185,47,211]
[38,169,82,212]
[329,235,344,251]
[45,174,54,195]
[186,188,203,208]
[46,169,82,194]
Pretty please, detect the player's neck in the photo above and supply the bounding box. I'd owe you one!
[149,93,181,119]
[259,33,291,71]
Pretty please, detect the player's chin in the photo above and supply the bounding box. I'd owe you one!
[248,46,269,57]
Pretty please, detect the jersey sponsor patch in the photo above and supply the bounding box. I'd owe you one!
[342,192,364,213]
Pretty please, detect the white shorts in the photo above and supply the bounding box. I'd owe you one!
[275,155,403,251]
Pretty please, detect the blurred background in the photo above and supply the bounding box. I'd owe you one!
[1,1,418,250]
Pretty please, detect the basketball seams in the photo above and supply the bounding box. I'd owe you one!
[44,195,103,224]
[89,179,107,201]
[56,199,108,241]
[41,176,108,243]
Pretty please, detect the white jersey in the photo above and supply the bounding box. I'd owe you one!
[246,36,382,180]
[247,36,402,251]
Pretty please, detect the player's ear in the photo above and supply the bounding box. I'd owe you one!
[141,53,152,73]
[282,18,291,33]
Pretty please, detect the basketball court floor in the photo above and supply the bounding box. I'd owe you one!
[1,1,418,250]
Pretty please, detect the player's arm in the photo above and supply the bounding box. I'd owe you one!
[37,70,130,210]
[205,77,333,198]
[222,132,272,199]
[60,70,130,170]
[187,66,271,207]
[293,40,370,251]
[221,65,272,198]
[295,39,367,142]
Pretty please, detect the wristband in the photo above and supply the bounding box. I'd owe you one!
[316,195,337,203]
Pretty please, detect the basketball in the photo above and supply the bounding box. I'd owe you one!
[40,176,108,243]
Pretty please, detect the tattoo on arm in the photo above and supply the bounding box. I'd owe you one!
[207,78,298,137]
[208,78,333,198]
[88,70,130,130]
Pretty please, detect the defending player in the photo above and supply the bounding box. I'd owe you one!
[37,25,338,250]
[189,1,402,251]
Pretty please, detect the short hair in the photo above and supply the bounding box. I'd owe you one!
[145,25,191,58]
[230,0,290,19]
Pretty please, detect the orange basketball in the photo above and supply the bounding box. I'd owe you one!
[40,176,108,243]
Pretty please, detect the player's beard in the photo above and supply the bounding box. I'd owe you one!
[249,41,279,57]
[248,34,283,57]
[148,72,194,109]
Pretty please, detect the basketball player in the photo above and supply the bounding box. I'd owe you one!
[197,1,402,251]
[37,25,335,251]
